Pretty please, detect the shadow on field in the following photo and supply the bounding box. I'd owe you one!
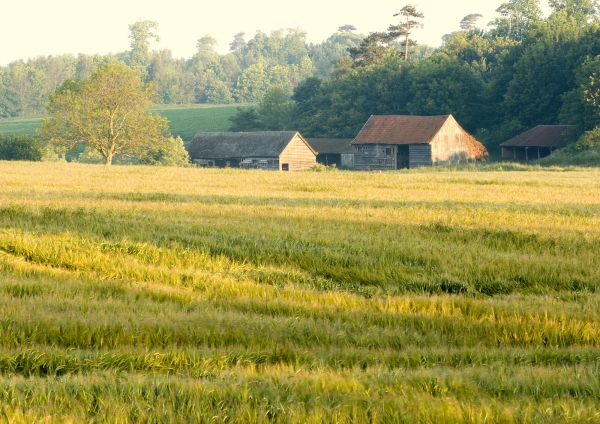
[4,190,600,218]
[0,195,598,296]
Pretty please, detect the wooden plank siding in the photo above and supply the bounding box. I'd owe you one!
[279,134,317,171]
[341,154,354,169]
[429,118,472,165]
[353,144,397,171]
[409,145,433,167]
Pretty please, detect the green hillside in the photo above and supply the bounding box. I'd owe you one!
[0,117,45,136]
[154,104,254,141]
[0,104,253,139]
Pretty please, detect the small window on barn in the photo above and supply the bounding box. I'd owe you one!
[385,147,393,155]
[282,163,289,171]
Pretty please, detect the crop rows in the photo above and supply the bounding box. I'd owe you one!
[0,162,599,422]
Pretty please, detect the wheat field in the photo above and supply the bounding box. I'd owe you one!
[0,161,599,422]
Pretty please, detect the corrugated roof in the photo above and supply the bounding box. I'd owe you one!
[500,125,570,148]
[305,139,354,154]
[352,115,451,145]
[187,131,314,159]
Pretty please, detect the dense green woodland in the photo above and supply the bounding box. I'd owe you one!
[1,0,600,155]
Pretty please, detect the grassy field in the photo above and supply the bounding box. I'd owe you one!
[0,162,599,422]
[153,104,252,141]
[0,104,250,140]
[0,117,46,136]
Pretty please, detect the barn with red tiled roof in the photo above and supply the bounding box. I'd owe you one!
[352,115,488,170]
[500,125,569,160]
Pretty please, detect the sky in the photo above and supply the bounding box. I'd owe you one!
[1,1,552,66]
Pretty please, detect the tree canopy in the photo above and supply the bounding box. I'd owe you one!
[39,63,170,165]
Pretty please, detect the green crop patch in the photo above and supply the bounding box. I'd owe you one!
[0,104,252,140]
[153,104,254,141]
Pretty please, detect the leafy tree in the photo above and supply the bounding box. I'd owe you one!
[229,32,247,52]
[548,0,599,20]
[1,62,46,116]
[488,0,542,40]
[560,55,600,136]
[148,49,193,104]
[220,53,243,87]
[258,86,293,130]
[140,136,191,166]
[408,57,485,132]
[338,25,357,33]
[229,107,263,131]
[0,134,41,161]
[39,63,170,165]
[570,126,600,151]
[348,32,395,68]
[310,31,365,77]
[460,14,483,31]
[202,70,234,104]
[290,57,414,138]
[391,5,425,60]
[502,13,599,130]
[191,35,223,76]
[234,61,271,102]
[128,20,160,80]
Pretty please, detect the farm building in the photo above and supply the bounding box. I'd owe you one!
[187,131,316,171]
[305,138,354,169]
[352,115,489,170]
[500,125,569,160]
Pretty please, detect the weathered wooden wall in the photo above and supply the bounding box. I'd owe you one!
[353,145,396,171]
[279,135,316,171]
[430,119,471,164]
[409,145,433,168]
[341,154,354,169]
[240,158,280,170]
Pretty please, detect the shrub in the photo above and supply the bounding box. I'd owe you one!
[0,134,42,161]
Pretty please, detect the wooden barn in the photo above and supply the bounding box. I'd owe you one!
[305,138,354,169]
[187,131,316,171]
[352,115,489,170]
[500,125,569,160]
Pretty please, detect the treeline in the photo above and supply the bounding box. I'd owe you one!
[0,24,364,118]
[3,0,600,156]
[234,0,600,153]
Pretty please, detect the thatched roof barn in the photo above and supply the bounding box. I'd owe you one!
[186,131,316,171]
[352,115,488,170]
[500,125,569,160]
[305,138,354,169]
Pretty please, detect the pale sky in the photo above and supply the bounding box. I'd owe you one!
[1,1,552,66]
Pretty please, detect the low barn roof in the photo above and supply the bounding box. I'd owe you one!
[187,131,313,159]
[306,139,354,154]
[500,125,570,148]
[353,115,451,145]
